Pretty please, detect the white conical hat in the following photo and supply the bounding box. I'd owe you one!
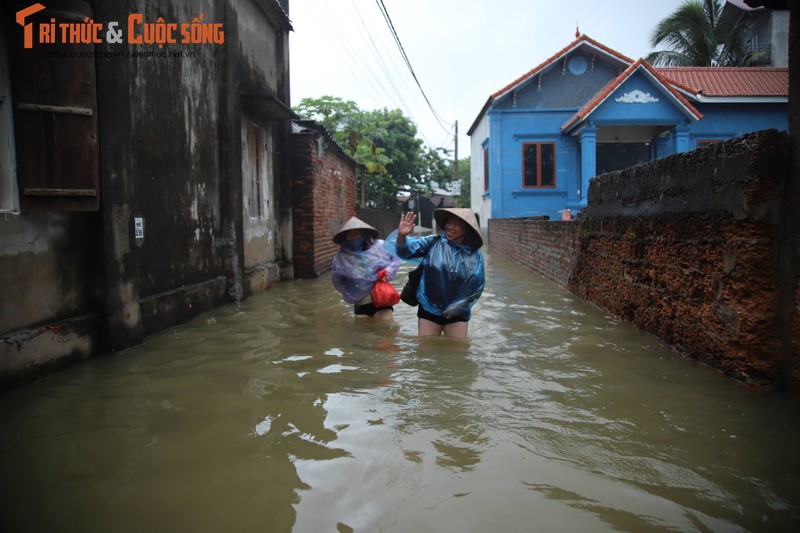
[332,216,379,244]
[433,208,483,248]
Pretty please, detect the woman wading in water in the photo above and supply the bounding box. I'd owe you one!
[392,208,485,338]
[330,216,401,320]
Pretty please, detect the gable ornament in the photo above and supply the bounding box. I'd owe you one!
[615,90,659,104]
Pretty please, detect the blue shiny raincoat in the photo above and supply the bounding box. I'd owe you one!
[386,230,485,320]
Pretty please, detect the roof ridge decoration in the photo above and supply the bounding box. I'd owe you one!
[615,89,660,104]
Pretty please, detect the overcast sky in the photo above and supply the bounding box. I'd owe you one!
[289,0,688,156]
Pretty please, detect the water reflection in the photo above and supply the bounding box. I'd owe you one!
[1,251,799,532]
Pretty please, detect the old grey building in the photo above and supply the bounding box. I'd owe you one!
[0,0,295,392]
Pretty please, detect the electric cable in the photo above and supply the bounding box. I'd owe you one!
[373,0,453,134]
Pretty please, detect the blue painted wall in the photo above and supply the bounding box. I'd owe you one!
[488,110,581,220]
[686,104,788,145]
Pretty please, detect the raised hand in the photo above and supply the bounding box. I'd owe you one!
[398,211,416,237]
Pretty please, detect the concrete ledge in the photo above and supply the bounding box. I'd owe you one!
[0,313,106,394]
[139,276,229,337]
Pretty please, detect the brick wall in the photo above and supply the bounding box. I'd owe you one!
[489,130,799,391]
[489,217,579,289]
[289,123,358,278]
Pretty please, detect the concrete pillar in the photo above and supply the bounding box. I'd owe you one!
[579,124,597,206]
[489,114,504,219]
[674,123,691,153]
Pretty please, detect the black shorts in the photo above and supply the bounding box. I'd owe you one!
[354,302,393,316]
[417,307,468,326]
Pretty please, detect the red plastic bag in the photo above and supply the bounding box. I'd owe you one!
[372,269,400,308]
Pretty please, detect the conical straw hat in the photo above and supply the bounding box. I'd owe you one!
[433,208,483,248]
[332,216,379,244]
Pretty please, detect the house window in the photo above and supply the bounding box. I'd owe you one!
[5,0,100,212]
[243,120,270,219]
[483,147,489,192]
[522,142,556,188]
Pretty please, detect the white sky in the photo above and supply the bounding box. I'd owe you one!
[289,0,687,156]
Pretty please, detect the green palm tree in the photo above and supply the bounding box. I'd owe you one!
[646,0,751,67]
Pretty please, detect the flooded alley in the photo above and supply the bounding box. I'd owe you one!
[1,248,799,532]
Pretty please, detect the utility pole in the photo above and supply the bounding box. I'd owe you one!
[453,121,458,182]
[415,189,420,235]
[453,120,461,207]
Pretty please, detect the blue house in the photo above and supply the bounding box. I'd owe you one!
[467,33,789,225]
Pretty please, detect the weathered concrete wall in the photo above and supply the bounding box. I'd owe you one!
[94,0,293,336]
[0,0,293,393]
[235,0,294,294]
[490,130,799,392]
[289,122,358,279]
[0,212,107,392]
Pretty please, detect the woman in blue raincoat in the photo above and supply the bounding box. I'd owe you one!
[331,216,401,320]
[394,208,485,338]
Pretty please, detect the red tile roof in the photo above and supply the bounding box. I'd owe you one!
[491,34,633,99]
[562,59,702,132]
[657,67,788,97]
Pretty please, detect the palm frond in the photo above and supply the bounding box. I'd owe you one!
[648,0,752,67]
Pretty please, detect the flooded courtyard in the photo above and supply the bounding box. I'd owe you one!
[1,249,799,532]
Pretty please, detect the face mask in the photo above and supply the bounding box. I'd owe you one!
[348,236,366,251]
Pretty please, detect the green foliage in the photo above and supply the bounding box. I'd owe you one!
[294,96,450,212]
[419,146,451,194]
[646,0,751,67]
[294,96,361,135]
[453,157,471,208]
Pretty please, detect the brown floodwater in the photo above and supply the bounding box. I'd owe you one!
[1,249,799,532]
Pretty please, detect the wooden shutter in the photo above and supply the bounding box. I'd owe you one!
[8,0,100,211]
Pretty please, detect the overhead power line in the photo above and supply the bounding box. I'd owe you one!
[301,0,438,147]
[373,0,452,135]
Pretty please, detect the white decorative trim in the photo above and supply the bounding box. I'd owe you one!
[615,90,659,104]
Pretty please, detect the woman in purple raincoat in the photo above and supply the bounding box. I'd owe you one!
[331,216,401,320]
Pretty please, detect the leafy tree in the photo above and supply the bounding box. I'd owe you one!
[294,95,360,130]
[362,108,424,209]
[646,0,751,67]
[295,96,440,212]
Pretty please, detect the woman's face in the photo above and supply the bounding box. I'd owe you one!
[346,229,364,241]
[345,229,367,250]
[444,217,467,244]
